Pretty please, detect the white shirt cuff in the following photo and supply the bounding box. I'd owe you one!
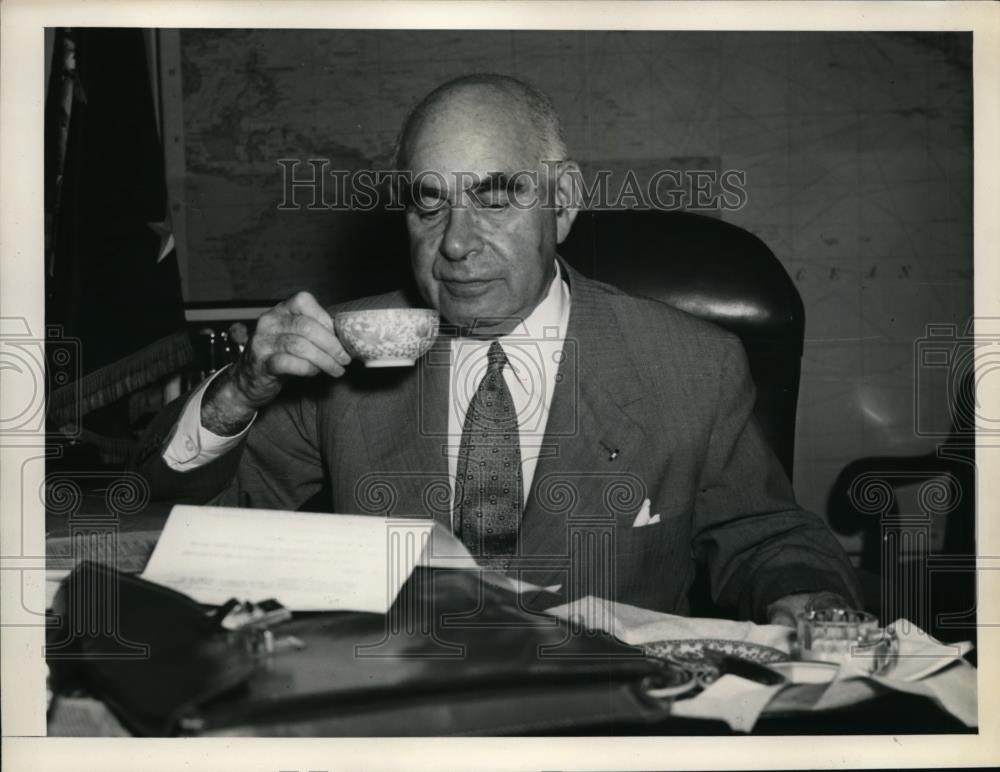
[162,366,256,471]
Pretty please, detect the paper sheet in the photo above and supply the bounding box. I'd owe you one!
[140,505,482,613]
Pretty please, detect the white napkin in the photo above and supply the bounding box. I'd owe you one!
[670,675,786,732]
[544,598,977,731]
[812,619,978,727]
[545,595,794,651]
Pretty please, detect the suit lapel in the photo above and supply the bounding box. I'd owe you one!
[353,335,453,530]
[518,264,649,584]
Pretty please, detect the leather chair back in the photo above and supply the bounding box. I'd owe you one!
[558,210,804,478]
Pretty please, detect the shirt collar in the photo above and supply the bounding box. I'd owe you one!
[449,261,570,391]
[498,259,568,345]
[448,260,569,346]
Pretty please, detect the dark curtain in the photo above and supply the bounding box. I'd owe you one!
[45,28,192,430]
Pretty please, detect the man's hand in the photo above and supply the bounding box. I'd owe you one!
[201,291,352,436]
[766,590,848,628]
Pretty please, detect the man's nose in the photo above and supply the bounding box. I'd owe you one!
[439,205,483,261]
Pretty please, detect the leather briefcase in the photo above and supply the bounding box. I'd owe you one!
[47,560,260,736]
[48,563,683,735]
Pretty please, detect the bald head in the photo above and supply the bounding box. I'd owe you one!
[398,73,580,333]
[395,74,568,171]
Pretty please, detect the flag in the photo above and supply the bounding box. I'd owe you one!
[45,28,193,429]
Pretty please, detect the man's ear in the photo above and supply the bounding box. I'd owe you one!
[552,160,581,244]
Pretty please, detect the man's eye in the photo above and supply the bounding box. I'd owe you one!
[416,206,446,221]
[475,195,510,210]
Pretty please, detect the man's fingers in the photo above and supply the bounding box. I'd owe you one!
[267,351,344,379]
[284,290,334,331]
[240,292,350,403]
[266,353,318,378]
[767,591,852,627]
[768,606,797,628]
[278,292,350,366]
[290,314,351,366]
[805,591,848,613]
[227,292,349,410]
[272,334,346,378]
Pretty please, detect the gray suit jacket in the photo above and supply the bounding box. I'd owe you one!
[135,263,861,620]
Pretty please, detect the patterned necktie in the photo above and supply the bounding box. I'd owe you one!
[455,341,522,568]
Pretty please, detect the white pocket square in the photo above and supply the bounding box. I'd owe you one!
[631,499,662,528]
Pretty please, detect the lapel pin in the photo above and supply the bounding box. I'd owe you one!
[599,441,620,461]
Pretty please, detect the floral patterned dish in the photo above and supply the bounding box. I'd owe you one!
[642,638,790,689]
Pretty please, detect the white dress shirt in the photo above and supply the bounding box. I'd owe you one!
[162,366,256,470]
[163,262,572,522]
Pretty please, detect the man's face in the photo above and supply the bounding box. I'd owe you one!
[403,91,575,333]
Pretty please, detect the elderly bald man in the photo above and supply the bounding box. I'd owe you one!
[136,74,861,624]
